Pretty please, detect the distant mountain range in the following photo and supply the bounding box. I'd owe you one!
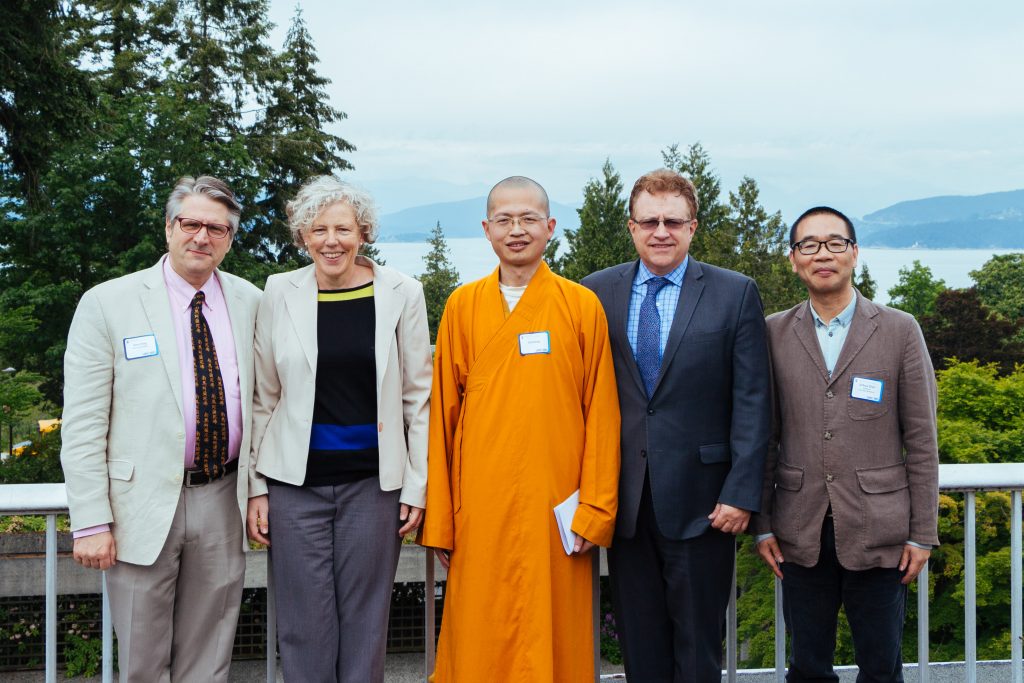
[378,198,580,242]
[856,189,1024,248]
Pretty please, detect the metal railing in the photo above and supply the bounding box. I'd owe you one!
[2,462,1023,682]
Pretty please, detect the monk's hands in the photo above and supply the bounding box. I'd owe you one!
[708,503,751,534]
[398,504,424,537]
[73,531,116,570]
[899,544,930,584]
[434,548,451,570]
[247,495,270,546]
[572,536,596,555]
[756,535,785,579]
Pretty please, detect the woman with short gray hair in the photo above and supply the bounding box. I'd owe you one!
[245,175,432,682]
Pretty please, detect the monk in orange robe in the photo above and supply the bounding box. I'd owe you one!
[420,176,620,682]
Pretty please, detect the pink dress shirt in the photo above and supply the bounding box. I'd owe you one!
[73,257,243,539]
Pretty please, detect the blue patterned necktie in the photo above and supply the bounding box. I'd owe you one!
[637,277,670,398]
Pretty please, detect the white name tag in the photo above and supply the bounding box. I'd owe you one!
[851,376,884,402]
[123,334,159,360]
[519,331,551,355]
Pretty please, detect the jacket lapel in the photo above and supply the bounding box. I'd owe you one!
[611,262,646,396]
[828,292,879,386]
[791,301,831,384]
[284,264,319,375]
[369,258,403,396]
[218,271,254,421]
[653,258,705,396]
[140,260,184,419]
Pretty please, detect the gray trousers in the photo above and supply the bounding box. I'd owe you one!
[268,477,402,683]
[106,472,245,683]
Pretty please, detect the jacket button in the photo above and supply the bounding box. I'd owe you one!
[824,430,833,440]
[647,409,655,416]
[826,390,834,399]
[640,449,647,458]
[826,474,834,482]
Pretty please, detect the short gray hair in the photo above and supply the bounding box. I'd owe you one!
[287,175,379,248]
[165,176,242,234]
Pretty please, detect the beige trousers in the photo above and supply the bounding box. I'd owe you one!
[106,471,245,683]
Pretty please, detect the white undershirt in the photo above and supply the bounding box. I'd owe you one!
[499,282,528,312]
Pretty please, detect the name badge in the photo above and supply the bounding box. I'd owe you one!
[850,376,884,403]
[519,331,551,356]
[123,334,159,360]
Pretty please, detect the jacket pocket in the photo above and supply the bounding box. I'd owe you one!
[699,443,730,464]
[772,460,804,546]
[856,463,910,549]
[107,459,134,482]
[847,370,891,421]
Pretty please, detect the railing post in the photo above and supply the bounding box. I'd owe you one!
[425,550,436,681]
[1012,490,1022,683]
[266,554,277,683]
[966,492,977,683]
[726,539,737,683]
[774,575,785,683]
[593,549,600,683]
[45,513,57,683]
[102,572,113,683]
[917,560,929,683]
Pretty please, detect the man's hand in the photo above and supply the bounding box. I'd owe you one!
[398,504,424,537]
[247,495,270,546]
[708,503,751,534]
[756,536,785,579]
[73,532,116,570]
[572,536,596,555]
[433,548,451,570]
[899,544,930,584]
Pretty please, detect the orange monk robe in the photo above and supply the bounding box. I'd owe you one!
[420,262,620,683]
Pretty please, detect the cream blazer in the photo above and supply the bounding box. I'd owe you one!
[247,258,432,507]
[60,259,262,565]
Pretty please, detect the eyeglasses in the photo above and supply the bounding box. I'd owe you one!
[791,238,854,256]
[488,214,547,229]
[632,217,695,231]
[175,217,232,240]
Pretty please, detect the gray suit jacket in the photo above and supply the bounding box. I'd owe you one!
[582,259,771,541]
[751,293,940,570]
[61,259,262,565]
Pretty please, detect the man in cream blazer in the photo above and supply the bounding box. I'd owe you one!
[60,176,261,682]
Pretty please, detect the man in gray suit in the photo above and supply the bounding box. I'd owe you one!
[752,206,939,682]
[582,168,771,682]
[61,176,261,682]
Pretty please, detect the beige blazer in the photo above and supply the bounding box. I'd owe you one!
[751,293,939,571]
[60,259,262,566]
[247,258,432,507]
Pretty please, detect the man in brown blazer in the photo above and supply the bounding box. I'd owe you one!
[752,206,939,682]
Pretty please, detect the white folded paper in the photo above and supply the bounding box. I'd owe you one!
[554,489,580,555]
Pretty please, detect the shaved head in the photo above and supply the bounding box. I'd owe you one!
[486,176,550,217]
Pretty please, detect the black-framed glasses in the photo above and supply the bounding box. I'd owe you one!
[175,216,232,240]
[792,238,854,255]
[632,217,695,231]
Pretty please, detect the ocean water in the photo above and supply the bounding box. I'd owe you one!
[374,238,1018,304]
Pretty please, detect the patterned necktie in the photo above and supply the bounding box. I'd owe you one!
[191,291,229,476]
[636,277,671,398]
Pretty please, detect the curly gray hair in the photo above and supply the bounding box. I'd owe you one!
[286,176,379,248]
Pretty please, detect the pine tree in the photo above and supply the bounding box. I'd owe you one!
[417,222,461,342]
[359,243,386,266]
[560,159,633,282]
[853,264,878,301]
[662,143,734,264]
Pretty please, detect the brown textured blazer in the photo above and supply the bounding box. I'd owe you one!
[751,293,939,571]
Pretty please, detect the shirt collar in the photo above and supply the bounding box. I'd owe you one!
[635,256,689,289]
[161,255,223,312]
[810,293,857,329]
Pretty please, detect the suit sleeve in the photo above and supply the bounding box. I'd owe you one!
[899,317,940,546]
[397,280,433,509]
[719,279,771,512]
[418,297,461,551]
[571,294,621,548]
[247,282,280,498]
[750,322,781,535]
[60,290,116,531]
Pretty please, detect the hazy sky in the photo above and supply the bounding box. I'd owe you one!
[266,1,1023,220]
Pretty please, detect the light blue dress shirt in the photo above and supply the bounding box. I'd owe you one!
[627,257,688,359]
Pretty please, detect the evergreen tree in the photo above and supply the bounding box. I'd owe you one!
[560,159,633,282]
[853,264,878,301]
[417,222,461,342]
[888,260,946,318]
[662,142,733,264]
[970,253,1024,325]
[543,236,564,275]
[359,243,386,266]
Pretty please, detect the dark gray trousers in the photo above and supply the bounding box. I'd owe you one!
[268,477,402,683]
